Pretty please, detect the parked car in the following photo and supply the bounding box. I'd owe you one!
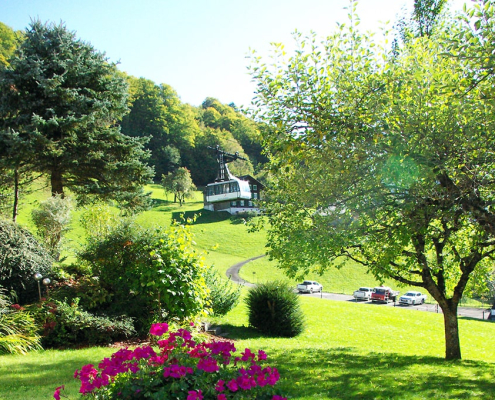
[297,281,323,294]
[371,286,400,303]
[399,291,427,306]
[353,287,373,301]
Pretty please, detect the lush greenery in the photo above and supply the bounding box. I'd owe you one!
[246,281,305,337]
[0,218,53,304]
[249,0,495,359]
[0,288,41,355]
[204,267,242,317]
[77,220,210,334]
[28,299,135,348]
[0,20,154,217]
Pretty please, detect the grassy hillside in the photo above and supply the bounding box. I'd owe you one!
[7,183,490,305]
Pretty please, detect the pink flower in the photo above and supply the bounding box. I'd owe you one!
[241,348,255,362]
[217,395,227,400]
[197,357,219,373]
[272,396,287,400]
[227,379,239,392]
[53,385,64,400]
[150,322,169,336]
[257,349,267,361]
[187,390,203,400]
[215,379,225,392]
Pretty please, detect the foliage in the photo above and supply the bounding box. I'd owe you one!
[78,220,210,334]
[0,218,53,304]
[246,281,304,337]
[79,202,121,243]
[54,322,286,400]
[0,21,21,68]
[28,299,135,348]
[204,267,241,317]
[0,288,42,355]
[31,195,73,260]
[0,20,153,211]
[162,167,197,206]
[248,2,495,359]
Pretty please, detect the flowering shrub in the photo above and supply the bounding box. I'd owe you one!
[55,323,286,400]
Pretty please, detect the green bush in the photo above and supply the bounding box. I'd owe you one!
[204,267,241,316]
[246,280,305,337]
[0,218,53,304]
[78,220,210,334]
[29,299,136,348]
[0,288,42,354]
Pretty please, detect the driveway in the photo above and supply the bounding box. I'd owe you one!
[226,255,492,321]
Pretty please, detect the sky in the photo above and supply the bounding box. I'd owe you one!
[1,0,468,108]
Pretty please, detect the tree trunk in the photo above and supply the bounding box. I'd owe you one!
[51,168,64,198]
[12,168,19,222]
[442,306,461,360]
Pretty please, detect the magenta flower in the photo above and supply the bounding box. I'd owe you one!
[257,349,267,361]
[272,396,287,400]
[217,395,227,400]
[227,379,239,392]
[187,390,203,400]
[215,379,225,392]
[150,322,169,336]
[241,348,255,362]
[53,385,64,400]
[197,356,219,373]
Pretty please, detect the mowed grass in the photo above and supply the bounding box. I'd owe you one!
[1,294,494,400]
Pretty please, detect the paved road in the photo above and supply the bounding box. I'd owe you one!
[226,255,492,321]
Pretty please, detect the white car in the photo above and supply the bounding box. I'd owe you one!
[297,281,323,294]
[399,291,427,306]
[353,287,373,301]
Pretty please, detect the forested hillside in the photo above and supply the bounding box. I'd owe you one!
[0,20,267,196]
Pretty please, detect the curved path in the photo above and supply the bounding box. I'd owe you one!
[226,254,265,287]
[226,255,491,321]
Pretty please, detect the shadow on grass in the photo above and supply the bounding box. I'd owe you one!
[171,209,232,225]
[270,348,494,399]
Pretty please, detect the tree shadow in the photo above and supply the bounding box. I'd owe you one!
[271,348,495,399]
[171,210,231,225]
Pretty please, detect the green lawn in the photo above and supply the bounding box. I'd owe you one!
[1,295,494,399]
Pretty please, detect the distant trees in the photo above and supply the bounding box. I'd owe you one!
[0,21,153,213]
[162,167,196,206]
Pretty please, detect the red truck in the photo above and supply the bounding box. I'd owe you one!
[371,286,399,303]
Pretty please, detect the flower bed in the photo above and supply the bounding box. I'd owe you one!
[54,322,286,399]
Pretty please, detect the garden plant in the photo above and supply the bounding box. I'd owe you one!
[54,322,286,400]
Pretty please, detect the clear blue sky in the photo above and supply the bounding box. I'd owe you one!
[1,0,466,107]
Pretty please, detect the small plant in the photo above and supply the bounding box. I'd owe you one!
[0,287,42,355]
[29,299,136,348]
[31,194,73,260]
[55,323,286,400]
[246,280,305,337]
[205,267,241,316]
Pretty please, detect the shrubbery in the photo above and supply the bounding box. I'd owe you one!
[0,218,53,304]
[29,299,136,348]
[246,281,305,337]
[205,267,241,316]
[77,220,210,334]
[0,288,42,354]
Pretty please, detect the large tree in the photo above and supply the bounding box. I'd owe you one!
[249,2,495,360]
[0,21,153,210]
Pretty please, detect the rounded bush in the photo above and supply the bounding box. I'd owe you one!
[0,219,53,304]
[246,280,305,337]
